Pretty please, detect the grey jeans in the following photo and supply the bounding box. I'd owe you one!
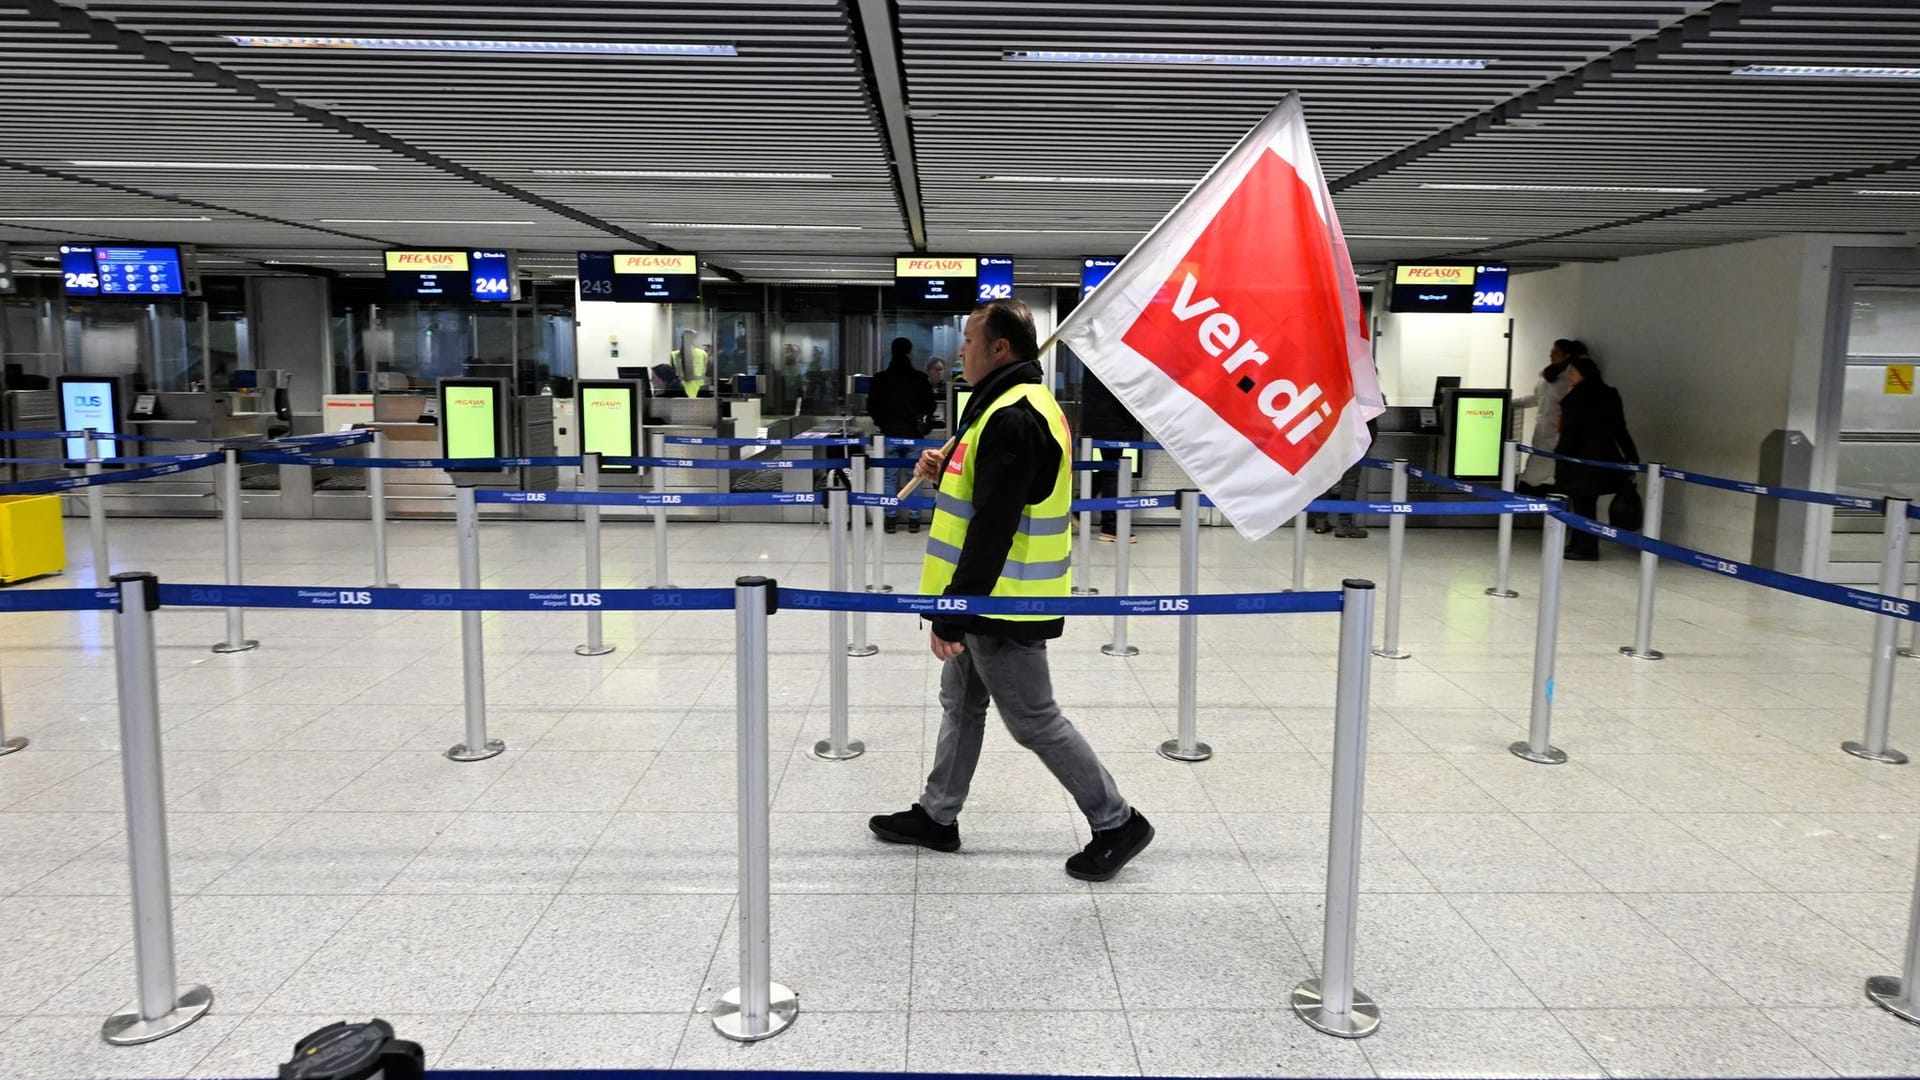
[920,634,1131,832]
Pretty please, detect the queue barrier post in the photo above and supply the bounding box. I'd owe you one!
[1102,462,1139,657]
[1863,831,1920,1027]
[1485,440,1519,599]
[1620,461,1667,661]
[813,487,864,761]
[870,435,893,595]
[1372,459,1411,660]
[1290,511,1308,593]
[847,462,877,657]
[711,575,800,1041]
[85,428,112,586]
[369,430,394,588]
[1512,504,1568,765]
[1845,495,1911,765]
[1073,438,1098,596]
[102,571,213,1045]
[447,488,504,762]
[650,433,675,588]
[1291,578,1379,1039]
[1160,490,1213,762]
[576,452,615,657]
[0,622,25,754]
[1902,574,1919,659]
[211,447,258,654]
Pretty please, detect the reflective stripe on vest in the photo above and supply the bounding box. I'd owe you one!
[918,381,1073,616]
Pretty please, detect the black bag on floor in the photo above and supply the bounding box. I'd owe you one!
[1609,475,1645,532]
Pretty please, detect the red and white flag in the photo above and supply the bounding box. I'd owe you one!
[1054,94,1383,541]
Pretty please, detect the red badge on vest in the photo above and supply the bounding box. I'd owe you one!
[946,442,968,475]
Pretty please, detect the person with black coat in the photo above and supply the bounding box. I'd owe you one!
[866,337,937,532]
[1554,353,1639,560]
[1078,366,1143,540]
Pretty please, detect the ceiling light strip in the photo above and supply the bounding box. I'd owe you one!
[1005,49,1486,70]
[69,160,379,172]
[225,36,736,56]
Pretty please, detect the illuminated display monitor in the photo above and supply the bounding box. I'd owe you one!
[1387,263,1509,314]
[57,375,121,464]
[386,250,517,301]
[1080,257,1120,299]
[576,380,641,473]
[1440,387,1511,482]
[895,255,979,311]
[976,256,1014,302]
[578,251,700,303]
[437,378,506,469]
[60,245,187,297]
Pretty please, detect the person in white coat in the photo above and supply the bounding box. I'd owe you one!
[1514,339,1582,492]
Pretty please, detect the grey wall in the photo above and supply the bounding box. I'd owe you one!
[250,276,330,416]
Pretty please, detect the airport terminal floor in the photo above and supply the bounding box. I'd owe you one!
[2,513,1919,1078]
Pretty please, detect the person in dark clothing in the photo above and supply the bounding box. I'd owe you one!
[866,337,937,532]
[869,298,1151,883]
[1309,416,1378,538]
[1078,367,1143,540]
[1554,353,1638,560]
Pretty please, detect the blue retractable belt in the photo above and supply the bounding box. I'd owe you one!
[0,588,121,612]
[154,584,738,612]
[476,490,823,508]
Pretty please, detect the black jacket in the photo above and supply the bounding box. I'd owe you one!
[1556,382,1639,497]
[1078,368,1142,441]
[930,359,1065,643]
[866,357,936,440]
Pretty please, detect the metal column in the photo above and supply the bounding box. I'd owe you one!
[650,432,674,588]
[1291,578,1379,1039]
[1373,459,1410,660]
[447,488,504,762]
[1512,509,1569,765]
[101,572,213,1045]
[870,435,893,594]
[368,430,394,588]
[813,487,864,761]
[211,448,257,654]
[711,575,800,1042]
[1073,438,1098,595]
[1485,440,1519,599]
[1845,497,1911,765]
[1863,833,1920,1027]
[1289,512,1308,593]
[85,428,111,587]
[1160,490,1212,762]
[1102,463,1138,657]
[1620,462,1667,661]
[576,452,614,657]
[847,460,877,657]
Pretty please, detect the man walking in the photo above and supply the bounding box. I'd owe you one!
[868,299,1153,882]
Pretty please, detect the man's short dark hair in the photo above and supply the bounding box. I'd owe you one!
[974,298,1038,365]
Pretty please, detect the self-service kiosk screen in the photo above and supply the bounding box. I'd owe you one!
[438,379,505,467]
[577,380,640,473]
[1448,391,1511,482]
[57,375,120,463]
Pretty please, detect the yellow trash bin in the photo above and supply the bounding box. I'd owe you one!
[0,495,65,585]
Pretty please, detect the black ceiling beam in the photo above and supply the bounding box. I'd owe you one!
[847,0,928,250]
[26,0,747,282]
[1329,0,1771,193]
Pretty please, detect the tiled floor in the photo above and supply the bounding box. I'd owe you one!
[1,510,1918,1078]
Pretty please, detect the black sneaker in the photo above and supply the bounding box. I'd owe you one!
[1065,809,1154,882]
[1335,524,1369,539]
[884,517,899,534]
[869,804,960,852]
[908,518,920,534]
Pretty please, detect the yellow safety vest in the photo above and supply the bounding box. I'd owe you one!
[671,348,709,398]
[918,382,1073,617]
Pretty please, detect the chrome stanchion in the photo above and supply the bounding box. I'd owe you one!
[870,435,893,594]
[1160,490,1213,762]
[1292,578,1379,1040]
[0,643,25,756]
[650,432,674,588]
[1901,574,1919,659]
[1289,511,1308,593]
[712,575,800,1041]
[1073,438,1098,596]
[1102,462,1139,657]
[1620,461,1667,661]
[102,572,213,1045]
[1864,833,1920,1027]
[368,430,394,588]
[847,461,878,657]
[1512,506,1568,765]
[812,487,864,761]
[211,447,257,654]
[85,428,111,587]
[1373,459,1410,660]
[576,452,614,657]
[1845,496,1911,765]
[1485,440,1519,599]
[447,488,504,762]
